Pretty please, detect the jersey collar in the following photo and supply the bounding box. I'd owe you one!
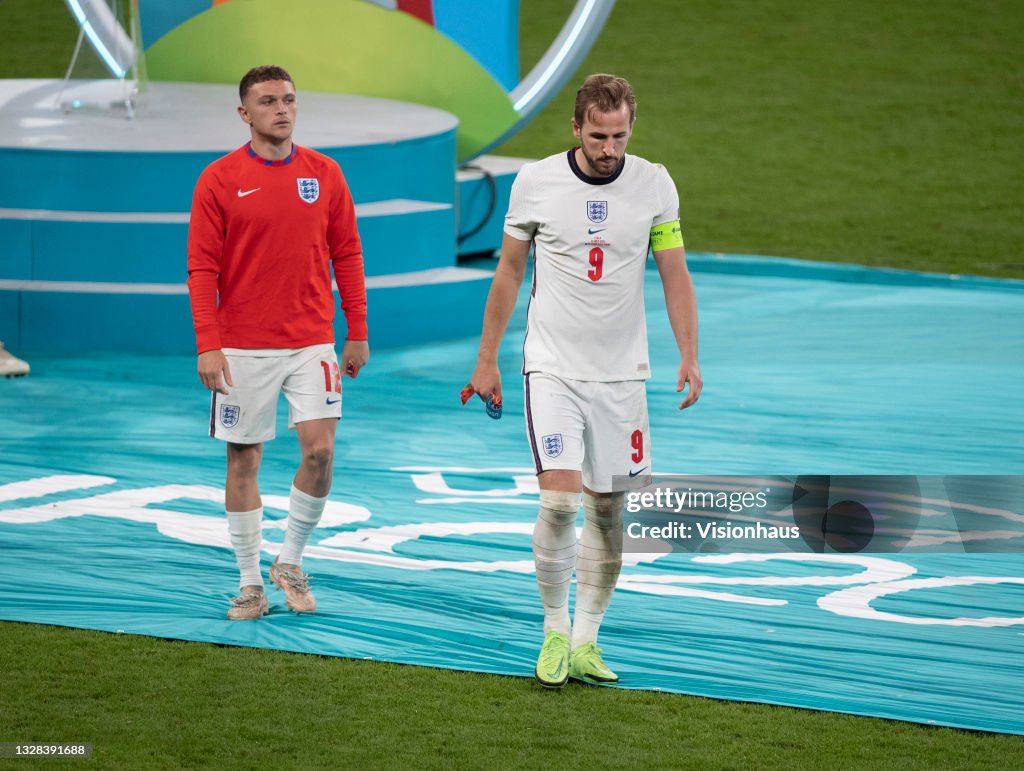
[566,147,625,185]
[245,142,298,167]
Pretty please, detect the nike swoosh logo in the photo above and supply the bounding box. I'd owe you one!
[628,467,649,478]
[588,228,606,234]
[237,188,261,198]
[325,398,340,405]
[541,661,567,681]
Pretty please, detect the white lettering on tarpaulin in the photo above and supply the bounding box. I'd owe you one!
[1,475,1022,627]
[0,477,370,550]
[314,522,536,573]
[407,469,538,500]
[0,474,116,502]
[817,576,1024,627]
[313,521,660,572]
[396,466,539,505]
[617,553,918,606]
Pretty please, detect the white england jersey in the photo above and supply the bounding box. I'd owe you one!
[504,149,679,382]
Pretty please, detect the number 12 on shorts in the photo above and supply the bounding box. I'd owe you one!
[320,360,341,394]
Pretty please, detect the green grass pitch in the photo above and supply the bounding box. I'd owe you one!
[1,0,1022,767]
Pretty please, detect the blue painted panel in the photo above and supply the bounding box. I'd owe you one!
[31,221,188,283]
[0,128,456,212]
[0,220,32,279]
[0,149,214,212]
[456,169,515,255]
[9,273,490,354]
[320,130,457,206]
[0,291,20,350]
[359,207,455,276]
[19,208,452,284]
[357,275,491,347]
[18,289,171,354]
[434,0,519,90]
[138,0,211,49]
[20,292,195,355]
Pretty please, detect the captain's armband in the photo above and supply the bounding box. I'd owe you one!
[650,219,684,251]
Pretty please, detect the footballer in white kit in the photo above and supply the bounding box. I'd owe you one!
[506,147,681,490]
[469,74,701,689]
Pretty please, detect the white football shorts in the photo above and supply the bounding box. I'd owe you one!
[523,371,652,493]
[209,344,342,444]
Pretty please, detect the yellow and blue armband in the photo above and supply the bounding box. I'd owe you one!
[650,219,684,251]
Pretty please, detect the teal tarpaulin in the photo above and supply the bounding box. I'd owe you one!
[1,255,1022,734]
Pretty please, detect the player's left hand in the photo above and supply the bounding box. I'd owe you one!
[341,340,370,378]
[677,360,702,410]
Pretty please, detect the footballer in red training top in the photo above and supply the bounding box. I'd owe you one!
[186,64,369,621]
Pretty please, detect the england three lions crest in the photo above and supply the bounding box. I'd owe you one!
[541,433,563,458]
[219,404,240,428]
[297,177,320,203]
[587,200,607,223]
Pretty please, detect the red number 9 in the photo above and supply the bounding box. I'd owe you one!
[630,429,644,463]
[588,246,603,282]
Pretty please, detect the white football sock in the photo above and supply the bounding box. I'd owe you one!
[572,493,624,648]
[227,507,264,590]
[277,484,328,567]
[533,489,581,636]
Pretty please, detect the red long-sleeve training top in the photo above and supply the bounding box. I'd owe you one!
[187,143,367,353]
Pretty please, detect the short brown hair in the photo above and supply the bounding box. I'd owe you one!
[574,73,636,126]
[239,65,294,103]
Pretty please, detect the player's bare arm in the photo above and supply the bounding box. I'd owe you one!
[197,349,234,395]
[470,233,532,402]
[653,245,702,409]
[341,339,369,378]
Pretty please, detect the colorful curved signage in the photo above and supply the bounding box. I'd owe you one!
[65,0,615,161]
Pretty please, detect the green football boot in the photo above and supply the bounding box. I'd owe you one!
[534,631,571,688]
[569,641,619,684]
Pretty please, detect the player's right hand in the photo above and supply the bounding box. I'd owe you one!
[469,361,502,405]
[197,349,233,395]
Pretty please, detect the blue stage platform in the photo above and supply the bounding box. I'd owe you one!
[0,79,522,353]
